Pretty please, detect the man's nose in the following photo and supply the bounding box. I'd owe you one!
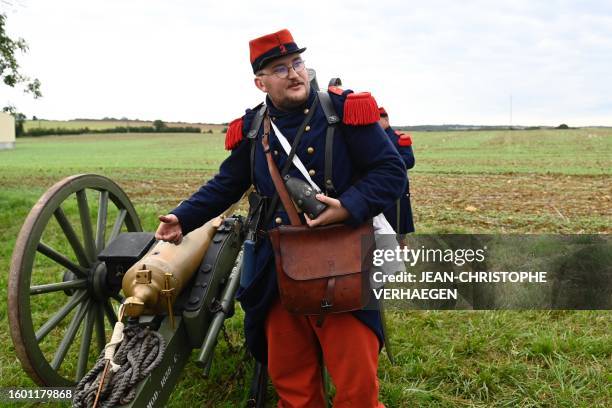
[287,66,299,79]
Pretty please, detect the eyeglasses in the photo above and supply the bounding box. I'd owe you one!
[258,59,306,79]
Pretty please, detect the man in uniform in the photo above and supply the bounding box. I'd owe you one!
[155,29,406,407]
[378,107,415,242]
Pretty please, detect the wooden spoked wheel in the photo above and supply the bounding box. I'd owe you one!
[8,174,142,386]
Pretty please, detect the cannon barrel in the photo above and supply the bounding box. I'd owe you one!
[121,217,225,317]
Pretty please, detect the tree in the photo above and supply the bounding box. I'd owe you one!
[1,13,42,102]
[2,13,41,136]
[153,119,167,131]
[556,124,569,129]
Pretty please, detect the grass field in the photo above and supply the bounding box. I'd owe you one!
[0,128,610,407]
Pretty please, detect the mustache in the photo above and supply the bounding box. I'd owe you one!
[287,80,305,88]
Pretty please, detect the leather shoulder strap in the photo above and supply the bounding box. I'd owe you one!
[247,104,267,139]
[262,114,301,226]
[317,91,340,125]
[317,91,339,195]
[248,104,267,187]
[263,97,319,227]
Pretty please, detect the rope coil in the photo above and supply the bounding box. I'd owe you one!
[73,325,166,408]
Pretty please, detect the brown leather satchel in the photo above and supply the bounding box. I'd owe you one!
[262,115,374,322]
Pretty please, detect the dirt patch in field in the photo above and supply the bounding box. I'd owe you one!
[412,173,611,232]
[414,173,611,216]
[119,170,610,232]
[3,169,610,233]
[113,170,218,207]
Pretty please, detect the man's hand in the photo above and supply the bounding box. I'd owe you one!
[155,214,183,244]
[304,194,350,227]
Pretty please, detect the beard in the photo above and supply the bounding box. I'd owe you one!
[273,80,310,111]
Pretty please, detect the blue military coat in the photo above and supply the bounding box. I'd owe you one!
[170,88,406,363]
[382,126,415,234]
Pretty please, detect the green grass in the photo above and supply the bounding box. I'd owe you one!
[413,128,611,175]
[0,128,610,407]
[1,133,228,172]
[381,310,610,407]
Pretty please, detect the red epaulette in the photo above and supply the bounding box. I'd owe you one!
[395,130,413,147]
[328,85,344,96]
[343,92,380,125]
[224,117,244,150]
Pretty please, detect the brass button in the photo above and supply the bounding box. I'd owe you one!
[304,108,309,114]
[307,147,314,154]
[305,125,311,131]
[275,217,283,224]
[308,169,316,176]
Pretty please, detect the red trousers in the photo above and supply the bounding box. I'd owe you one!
[265,299,385,408]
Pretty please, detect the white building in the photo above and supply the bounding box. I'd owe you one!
[0,112,16,150]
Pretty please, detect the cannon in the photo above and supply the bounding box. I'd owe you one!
[8,174,266,407]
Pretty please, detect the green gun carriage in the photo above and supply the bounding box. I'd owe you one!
[8,174,267,407]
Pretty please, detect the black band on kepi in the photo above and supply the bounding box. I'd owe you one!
[253,46,306,73]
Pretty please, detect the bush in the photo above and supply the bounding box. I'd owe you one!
[26,127,90,136]
[163,126,201,133]
[153,119,167,131]
[15,120,24,137]
[22,125,202,137]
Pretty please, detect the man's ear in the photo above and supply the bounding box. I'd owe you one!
[378,117,390,129]
[254,76,267,93]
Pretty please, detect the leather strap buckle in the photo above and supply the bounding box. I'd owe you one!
[320,298,333,310]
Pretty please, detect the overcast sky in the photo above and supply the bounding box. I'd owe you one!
[2,0,611,126]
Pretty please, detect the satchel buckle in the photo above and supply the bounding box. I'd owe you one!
[320,298,333,309]
[317,299,333,327]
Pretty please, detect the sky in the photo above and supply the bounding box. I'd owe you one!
[1,0,611,126]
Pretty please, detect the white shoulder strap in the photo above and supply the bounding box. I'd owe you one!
[270,121,322,192]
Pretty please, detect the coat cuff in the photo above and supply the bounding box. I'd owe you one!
[339,186,370,227]
[169,206,196,236]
